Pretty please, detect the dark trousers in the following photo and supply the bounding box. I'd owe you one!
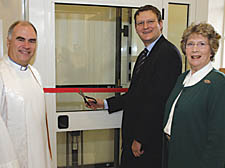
[120,146,162,168]
[162,134,169,168]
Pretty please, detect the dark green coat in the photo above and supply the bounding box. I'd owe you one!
[163,69,225,168]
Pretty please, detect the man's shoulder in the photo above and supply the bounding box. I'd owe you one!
[161,36,178,49]
[156,35,179,52]
[155,36,181,61]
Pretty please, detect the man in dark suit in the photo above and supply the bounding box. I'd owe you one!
[87,5,182,168]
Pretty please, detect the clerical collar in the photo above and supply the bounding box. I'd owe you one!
[8,56,28,71]
[183,62,213,87]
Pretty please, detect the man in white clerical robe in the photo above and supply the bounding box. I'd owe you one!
[0,21,51,168]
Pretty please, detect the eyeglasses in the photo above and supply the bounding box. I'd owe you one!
[136,19,156,27]
[186,41,209,49]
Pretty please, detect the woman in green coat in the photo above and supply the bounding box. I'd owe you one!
[163,23,225,168]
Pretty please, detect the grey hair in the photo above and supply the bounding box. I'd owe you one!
[8,20,37,40]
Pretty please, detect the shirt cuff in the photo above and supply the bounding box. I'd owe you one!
[103,99,109,110]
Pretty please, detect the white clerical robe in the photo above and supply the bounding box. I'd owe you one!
[0,56,51,168]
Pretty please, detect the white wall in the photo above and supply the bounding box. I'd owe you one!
[195,0,208,22]
[207,0,225,68]
[0,20,3,57]
[0,0,24,57]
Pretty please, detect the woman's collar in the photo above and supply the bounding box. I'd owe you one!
[183,62,213,87]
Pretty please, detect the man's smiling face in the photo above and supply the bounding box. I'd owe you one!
[7,23,37,66]
[135,10,162,47]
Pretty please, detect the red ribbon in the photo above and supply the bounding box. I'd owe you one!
[43,88,128,93]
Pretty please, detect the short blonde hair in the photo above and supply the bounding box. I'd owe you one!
[180,23,221,61]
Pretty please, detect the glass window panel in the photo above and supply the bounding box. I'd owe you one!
[55,4,116,85]
[56,92,115,112]
[167,3,189,71]
[57,129,114,167]
[121,8,130,86]
[55,5,143,87]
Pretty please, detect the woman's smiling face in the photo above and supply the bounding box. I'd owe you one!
[185,33,212,74]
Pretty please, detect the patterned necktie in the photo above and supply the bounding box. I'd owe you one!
[135,48,149,74]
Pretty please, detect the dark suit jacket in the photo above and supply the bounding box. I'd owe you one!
[107,35,182,166]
